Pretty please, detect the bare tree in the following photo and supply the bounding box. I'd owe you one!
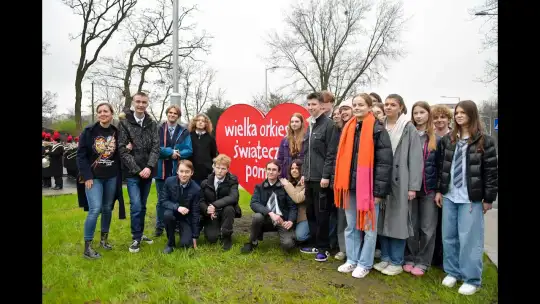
[267,0,406,106]
[63,0,137,132]
[147,73,174,123]
[179,61,217,122]
[471,0,498,86]
[90,1,211,111]
[251,92,294,114]
[42,91,58,125]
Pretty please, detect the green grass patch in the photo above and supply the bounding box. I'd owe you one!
[43,188,498,303]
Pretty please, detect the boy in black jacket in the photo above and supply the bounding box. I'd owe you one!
[241,160,297,253]
[159,160,201,253]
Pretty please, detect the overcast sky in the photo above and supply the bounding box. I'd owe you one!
[43,0,496,115]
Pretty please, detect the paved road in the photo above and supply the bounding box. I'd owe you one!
[484,209,497,267]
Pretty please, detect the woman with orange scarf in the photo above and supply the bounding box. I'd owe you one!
[334,93,393,279]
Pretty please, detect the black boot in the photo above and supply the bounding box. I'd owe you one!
[222,234,233,251]
[84,240,101,259]
[100,232,113,250]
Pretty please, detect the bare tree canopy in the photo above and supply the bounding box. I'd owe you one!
[251,92,295,114]
[180,61,218,122]
[43,91,58,125]
[266,0,406,106]
[89,0,211,118]
[471,0,497,86]
[63,0,138,132]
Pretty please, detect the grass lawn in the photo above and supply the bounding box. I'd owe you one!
[43,187,498,303]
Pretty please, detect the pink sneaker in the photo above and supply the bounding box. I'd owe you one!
[410,267,425,276]
[402,264,414,272]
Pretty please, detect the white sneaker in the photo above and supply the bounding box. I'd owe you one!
[373,261,390,272]
[334,252,346,261]
[381,264,403,276]
[458,283,479,295]
[442,275,458,288]
[374,249,381,259]
[352,266,370,278]
[337,263,357,273]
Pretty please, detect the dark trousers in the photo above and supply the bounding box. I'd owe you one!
[249,213,295,251]
[202,205,235,243]
[164,209,193,248]
[305,181,332,252]
[43,176,62,188]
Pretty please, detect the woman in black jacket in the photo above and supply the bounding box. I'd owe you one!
[435,100,498,296]
[403,101,440,276]
[76,103,124,260]
[188,114,218,185]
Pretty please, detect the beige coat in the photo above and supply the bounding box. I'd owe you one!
[282,182,306,223]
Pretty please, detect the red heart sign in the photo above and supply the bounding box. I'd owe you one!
[216,103,310,195]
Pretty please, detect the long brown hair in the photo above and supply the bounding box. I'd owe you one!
[411,101,437,151]
[286,113,306,157]
[451,100,484,151]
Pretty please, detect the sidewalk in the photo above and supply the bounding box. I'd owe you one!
[484,209,497,267]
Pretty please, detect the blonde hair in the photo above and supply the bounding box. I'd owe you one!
[165,105,181,117]
[188,113,213,133]
[213,154,231,168]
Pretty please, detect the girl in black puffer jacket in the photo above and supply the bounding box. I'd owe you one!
[434,100,498,296]
[403,102,440,276]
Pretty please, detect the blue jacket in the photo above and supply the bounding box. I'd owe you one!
[158,176,201,238]
[423,136,441,193]
[155,122,193,180]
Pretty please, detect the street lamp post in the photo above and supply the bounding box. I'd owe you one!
[170,0,181,107]
[265,66,279,103]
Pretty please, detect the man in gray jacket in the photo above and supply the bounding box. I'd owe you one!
[300,92,339,262]
[118,92,160,253]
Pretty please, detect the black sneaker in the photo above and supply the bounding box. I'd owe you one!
[240,242,257,254]
[141,235,154,244]
[154,229,164,237]
[163,246,174,254]
[129,240,140,253]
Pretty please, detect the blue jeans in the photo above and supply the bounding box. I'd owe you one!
[127,177,153,241]
[344,193,380,269]
[442,198,484,286]
[83,177,117,241]
[379,236,407,266]
[295,220,310,242]
[155,179,165,230]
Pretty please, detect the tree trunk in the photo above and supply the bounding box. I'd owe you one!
[75,71,84,133]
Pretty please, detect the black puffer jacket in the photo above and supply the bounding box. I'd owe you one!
[422,136,441,192]
[250,180,298,222]
[331,120,393,198]
[118,110,160,178]
[437,133,498,203]
[199,172,241,218]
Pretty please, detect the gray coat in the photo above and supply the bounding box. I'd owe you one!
[378,122,423,239]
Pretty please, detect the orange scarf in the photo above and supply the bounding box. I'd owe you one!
[334,112,376,231]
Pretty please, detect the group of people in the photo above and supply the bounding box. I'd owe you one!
[42,131,79,190]
[71,90,497,297]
